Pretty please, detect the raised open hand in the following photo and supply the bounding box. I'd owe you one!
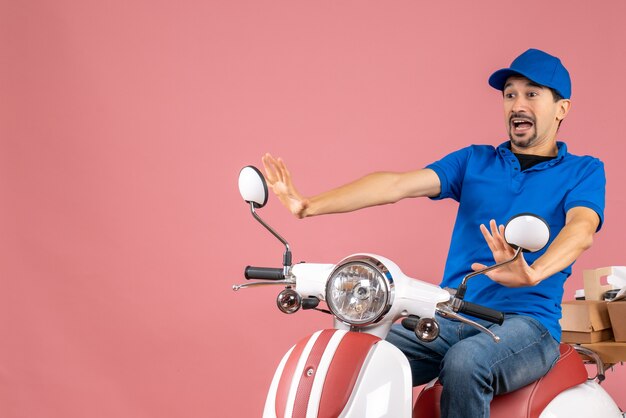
[262,153,309,218]
[470,220,540,287]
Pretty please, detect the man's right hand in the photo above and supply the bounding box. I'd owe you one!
[262,153,309,218]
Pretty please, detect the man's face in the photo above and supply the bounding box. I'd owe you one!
[502,76,570,152]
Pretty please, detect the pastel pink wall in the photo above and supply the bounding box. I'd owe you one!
[2,1,625,417]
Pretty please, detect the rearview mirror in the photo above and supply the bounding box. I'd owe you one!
[457,213,551,301]
[238,164,292,269]
[238,166,268,208]
[504,214,550,252]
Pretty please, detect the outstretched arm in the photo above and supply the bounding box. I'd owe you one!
[471,207,600,287]
[262,153,441,218]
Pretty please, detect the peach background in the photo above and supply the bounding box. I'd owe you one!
[1,1,625,417]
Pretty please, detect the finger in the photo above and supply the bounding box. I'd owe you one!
[471,262,488,272]
[268,155,284,184]
[489,219,506,251]
[276,158,286,184]
[479,224,497,253]
[497,223,518,254]
[279,159,295,189]
[262,154,278,183]
[489,219,500,239]
[497,224,512,251]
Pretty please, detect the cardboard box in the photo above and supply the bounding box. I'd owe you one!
[582,267,615,301]
[580,340,626,364]
[562,329,613,344]
[607,301,626,342]
[560,300,612,332]
[560,300,613,343]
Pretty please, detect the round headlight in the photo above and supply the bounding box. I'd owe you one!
[325,256,393,326]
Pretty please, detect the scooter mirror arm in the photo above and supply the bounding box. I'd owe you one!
[456,246,523,300]
[232,279,296,291]
[436,303,501,343]
[249,202,293,271]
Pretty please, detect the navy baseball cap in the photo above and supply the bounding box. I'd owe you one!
[488,49,571,99]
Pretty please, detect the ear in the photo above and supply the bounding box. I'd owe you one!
[556,99,571,121]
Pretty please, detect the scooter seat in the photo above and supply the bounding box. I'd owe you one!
[413,343,588,418]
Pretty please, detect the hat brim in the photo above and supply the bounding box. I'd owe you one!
[488,68,527,91]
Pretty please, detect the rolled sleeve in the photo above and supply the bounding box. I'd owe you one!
[426,146,472,202]
[563,159,606,231]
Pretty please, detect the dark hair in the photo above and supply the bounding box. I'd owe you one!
[549,88,564,102]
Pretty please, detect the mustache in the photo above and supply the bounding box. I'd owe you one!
[509,113,535,124]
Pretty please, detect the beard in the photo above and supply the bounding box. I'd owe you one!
[508,112,538,148]
[508,129,538,148]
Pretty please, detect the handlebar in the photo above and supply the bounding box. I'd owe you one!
[401,315,420,331]
[456,300,504,325]
[244,266,285,280]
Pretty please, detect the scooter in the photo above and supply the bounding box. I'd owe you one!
[233,165,624,418]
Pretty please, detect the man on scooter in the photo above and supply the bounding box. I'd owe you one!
[262,48,605,418]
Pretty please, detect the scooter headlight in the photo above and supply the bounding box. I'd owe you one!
[325,256,393,326]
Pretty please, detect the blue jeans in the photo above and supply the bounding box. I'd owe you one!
[386,314,560,418]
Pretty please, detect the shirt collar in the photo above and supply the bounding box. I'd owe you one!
[497,141,567,167]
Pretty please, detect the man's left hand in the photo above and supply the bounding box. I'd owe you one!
[471,219,542,287]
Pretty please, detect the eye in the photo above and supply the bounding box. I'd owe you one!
[527,91,538,98]
[504,92,515,99]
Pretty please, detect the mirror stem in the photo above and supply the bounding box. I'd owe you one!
[250,202,293,269]
[456,247,523,300]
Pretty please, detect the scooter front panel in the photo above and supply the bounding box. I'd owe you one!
[265,329,387,418]
[275,329,329,418]
[264,345,294,418]
[317,331,382,417]
[291,329,337,417]
[338,340,413,417]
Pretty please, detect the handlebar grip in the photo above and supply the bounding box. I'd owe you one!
[401,315,420,331]
[244,266,284,280]
[457,301,504,325]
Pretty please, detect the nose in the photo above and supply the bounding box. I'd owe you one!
[511,95,529,113]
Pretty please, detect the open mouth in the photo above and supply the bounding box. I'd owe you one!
[510,118,534,134]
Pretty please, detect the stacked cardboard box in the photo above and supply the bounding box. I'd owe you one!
[560,300,612,343]
[560,267,625,344]
[607,301,626,342]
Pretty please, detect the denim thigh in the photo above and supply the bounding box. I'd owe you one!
[386,314,560,392]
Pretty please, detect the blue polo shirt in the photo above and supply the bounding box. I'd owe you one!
[427,141,605,341]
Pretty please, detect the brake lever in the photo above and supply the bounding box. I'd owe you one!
[232,279,296,291]
[436,303,501,343]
